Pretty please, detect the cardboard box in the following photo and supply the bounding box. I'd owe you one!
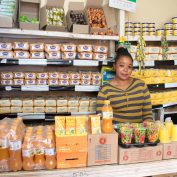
[163,142,177,160]
[118,144,163,164]
[66,2,89,34]
[153,173,177,177]
[0,0,18,28]
[85,0,116,34]
[56,152,87,169]
[87,131,118,166]
[40,0,66,31]
[19,0,40,30]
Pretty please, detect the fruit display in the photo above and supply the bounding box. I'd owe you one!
[70,11,87,25]
[19,15,39,23]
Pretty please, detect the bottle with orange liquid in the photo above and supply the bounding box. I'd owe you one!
[101,100,113,133]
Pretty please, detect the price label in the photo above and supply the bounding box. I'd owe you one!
[21,85,49,91]
[73,60,98,66]
[19,59,47,65]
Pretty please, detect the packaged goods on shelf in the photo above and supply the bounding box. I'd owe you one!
[48,72,59,79]
[45,107,56,113]
[11,107,22,113]
[14,72,24,79]
[25,79,36,85]
[61,44,76,52]
[68,97,79,107]
[45,44,60,52]
[1,79,13,85]
[30,52,45,59]
[34,96,45,107]
[70,79,80,85]
[57,97,68,107]
[13,42,29,51]
[69,72,80,80]
[88,115,101,134]
[30,43,44,52]
[78,52,93,60]
[0,43,12,51]
[46,97,57,107]
[0,98,11,107]
[77,45,92,52]
[14,79,24,85]
[57,107,68,113]
[61,52,76,60]
[24,72,36,79]
[0,107,11,113]
[93,53,107,60]
[0,51,14,58]
[45,51,61,59]
[14,51,30,59]
[92,45,108,53]
[79,97,90,107]
[48,79,59,85]
[36,79,48,85]
[58,79,70,86]
[1,72,13,79]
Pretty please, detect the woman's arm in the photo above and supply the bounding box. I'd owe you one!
[142,83,153,122]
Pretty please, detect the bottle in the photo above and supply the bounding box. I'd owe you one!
[45,135,56,170]
[165,117,173,138]
[101,100,113,133]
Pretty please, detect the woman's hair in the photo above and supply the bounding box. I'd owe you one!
[115,47,133,63]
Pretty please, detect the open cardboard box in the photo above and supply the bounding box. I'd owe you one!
[163,142,177,160]
[66,2,89,34]
[40,0,67,32]
[19,0,40,30]
[0,0,18,28]
[85,0,116,34]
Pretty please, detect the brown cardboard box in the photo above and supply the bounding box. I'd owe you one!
[40,0,67,31]
[0,0,18,28]
[163,142,177,160]
[87,131,118,166]
[118,144,163,164]
[66,2,89,34]
[19,0,40,30]
[153,173,177,177]
[85,0,116,34]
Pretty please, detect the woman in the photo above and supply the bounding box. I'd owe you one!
[97,47,153,123]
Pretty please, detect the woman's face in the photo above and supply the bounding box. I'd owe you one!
[114,56,133,81]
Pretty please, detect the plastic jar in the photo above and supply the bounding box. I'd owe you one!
[149,30,156,36]
[149,23,155,28]
[166,29,173,36]
[142,23,149,28]
[134,31,141,36]
[174,30,177,36]
[125,22,134,28]
[143,30,149,36]
[164,23,173,30]
[173,23,177,30]
[172,17,177,23]
[156,29,164,36]
[125,30,133,36]
[134,22,141,28]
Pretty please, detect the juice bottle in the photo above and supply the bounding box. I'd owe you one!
[9,124,22,171]
[101,100,113,133]
[22,136,34,171]
[165,117,173,138]
[44,135,56,170]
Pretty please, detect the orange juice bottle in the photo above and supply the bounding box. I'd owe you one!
[101,100,113,133]
[44,135,56,170]
[22,136,34,171]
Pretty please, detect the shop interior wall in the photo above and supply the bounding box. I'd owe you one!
[41,0,177,29]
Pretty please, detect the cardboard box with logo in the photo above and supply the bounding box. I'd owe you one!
[19,0,40,30]
[163,142,177,160]
[66,2,89,34]
[56,135,87,169]
[118,144,163,165]
[87,131,118,166]
[40,0,66,31]
[85,0,116,34]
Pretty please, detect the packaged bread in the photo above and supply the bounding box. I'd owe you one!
[0,51,14,58]
[89,106,96,112]
[68,107,78,113]
[11,97,22,107]
[13,42,29,50]
[59,72,70,80]
[45,107,56,113]
[30,43,44,52]
[14,72,24,79]
[91,72,102,80]
[25,79,36,85]
[91,79,101,85]
[169,54,177,60]
[79,97,90,107]
[23,107,34,113]
[1,79,13,85]
[69,72,80,80]
[46,97,57,107]
[81,79,91,85]
[48,72,59,79]
[80,72,91,80]
[57,107,68,113]
[45,44,60,52]
[0,43,12,51]
[30,52,45,59]
[78,52,93,60]
[89,97,97,107]
[37,72,48,79]
[34,96,45,107]
[93,53,107,60]
[70,80,80,85]
[65,116,76,135]
[45,51,61,59]
[57,97,68,107]
[59,79,70,86]
[92,45,108,53]
[61,44,76,52]
[11,107,22,113]
[14,51,30,59]
[68,97,79,107]
[0,98,11,106]
[34,107,45,113]
[79,107,89,112]
[168,46,177,54]
[36,79,48,85]
[25,72,36,79]
[77,44,92,52]
[0,107,10,113]
[48,79,59,85]
[14,79,24,85]
[144,47,149,54]
[61,52,76,59]
[1,72,13,79]
[23,97,33,107]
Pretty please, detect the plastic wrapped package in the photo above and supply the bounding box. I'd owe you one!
[1,79,13,85]
[77,45,92,52]
[25,80,36,85]
[36,73,48,79]
[93,53,107,60]
[45,44,60,52]
[0,51,14,58]
[70,79,80,85]
[58,79,70,86]
[69,72,80,80]
[30,52,45,59]
[60,44,76,52]
[80,72,91,80]
[1,72,13,80]
[78,52,93,60]
[92,45,108,53]
[48,79,59,86]
[0,43,12,51]
[57,97,68,107]
[30,43,44,52]
[14,51,30,59]
[0,117,25,172]
[13,42,29,51]
[48,72,59,79]
[91,72,102,80]
[36,79,48,85]
[61,52,76,60]
[14,79,24,85]
[68,97,79,107]
[45,52,61,59]
[25,72,36,80]
[13,72,24,79]
[58,72,70,80]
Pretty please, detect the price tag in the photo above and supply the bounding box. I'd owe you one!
[21,85,49,91]
[73,60,98,66]
[19,59,47,65]
[0,59,7,63]
[75,86,99,92]
[5,86,12,91]
[165,83,177,88]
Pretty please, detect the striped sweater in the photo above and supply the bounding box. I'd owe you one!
[97,78,153,123]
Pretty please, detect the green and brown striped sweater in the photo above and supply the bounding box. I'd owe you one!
[97,78,153,123]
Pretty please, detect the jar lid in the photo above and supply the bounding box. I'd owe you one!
[125,22,133,24]
[165,23,173,25]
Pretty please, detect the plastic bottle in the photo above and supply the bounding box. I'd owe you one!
[45,135,56,170]
[165,117,173,138]
[101,100,113,133]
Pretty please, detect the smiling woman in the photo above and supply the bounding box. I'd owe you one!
[97,47,153,123]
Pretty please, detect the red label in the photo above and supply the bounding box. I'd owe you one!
[99,137,106,144]
[156,151,162,156]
